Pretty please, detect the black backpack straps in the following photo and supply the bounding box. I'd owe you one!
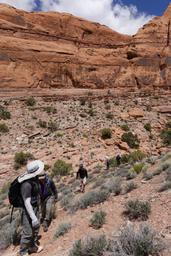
[10,205,14,223]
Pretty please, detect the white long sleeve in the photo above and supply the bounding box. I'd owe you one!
[24,197,38,222]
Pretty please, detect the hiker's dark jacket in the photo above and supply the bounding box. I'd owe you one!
[20,178,40,206]
[76,167,88,179]
[40,175,57,201]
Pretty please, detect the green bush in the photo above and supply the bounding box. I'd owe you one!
[48,121,58,132]
[160,128,171,145]
[69,235,107,256]
[38,119,47,128]
[26,97,36,106]
[106,113,113,119]
[0,106,11,120]
[52,159,72,176]
[80,98,86,106]
[120,123,130,131]
[101,128,112,140]
[121,132,140,148]
[54,222,71,239]
[14,152,34,169]
[132,163,145,174]
[124,199,151,221]
[121,150,145,164]
[90,210,106,229]
[0,123,9,133]
[144,123,152,132]
[165,120,171,129]
[44,106,56,114]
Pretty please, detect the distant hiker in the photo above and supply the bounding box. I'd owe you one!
[18,160,45,256]
[105,156,110,170]
[76,163,88,193]
[116,153,121,166]
[39,174,58,232]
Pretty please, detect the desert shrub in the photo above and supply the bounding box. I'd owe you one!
[54,222,71,239]
[120,123,130,131]
[44,164,50,171]
[48,121,58,132]
[109,223,164,256]
[124,199,151,220]
[101,128,112,140]
[121,150,145,164]
[26,97,36,106]
[0,106,11,120]
[144,123,152,132]
[121,132,140,148]
[92,177,105,189]
[166,167,171,181]
[129,150,146,163]
[69,223,164,256]
[101,177,122,195]
[165,120,171,129]
[160,129,171,145]
[0,123,9,133]
[14,151,34,169]
[158,181,171,192]
[0,182,10,195]
[52,160,72,177]
[161,151,171,162]
[153,159,171,176]
[90,210,106,229]
[44,106,56,114]
[37,119,47,128]
[80,98,86,106]
[160,122,171,145]
[109,157,117,167]
[0,215,20,250]
[69,189,109,213]
[105,104,111,110]
[124,182,137,193]
[106,112,113,119]
[132,163,145,174]
[69,235,107,256]
[143,172,153,181]
[60,194,74,210]
[87,108,95,116]
[126,169,137,180]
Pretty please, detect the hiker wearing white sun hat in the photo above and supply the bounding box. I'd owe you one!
[19,160,45,256]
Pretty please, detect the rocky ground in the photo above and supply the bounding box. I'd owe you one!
[0,92,171,256]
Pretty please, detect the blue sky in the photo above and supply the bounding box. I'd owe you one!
[0,0,170,35]
[34,0,171,16]
[119,0,170,16]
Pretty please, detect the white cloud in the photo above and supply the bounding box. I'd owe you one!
[0,0,154,35]
[0,0,36,12]
[39,0,154,35]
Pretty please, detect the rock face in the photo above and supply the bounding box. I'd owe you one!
[0,3,171,95]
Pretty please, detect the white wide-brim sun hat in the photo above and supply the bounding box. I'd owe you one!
[18,160,45,183]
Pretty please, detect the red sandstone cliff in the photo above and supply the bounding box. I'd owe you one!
[0,3,171,94]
